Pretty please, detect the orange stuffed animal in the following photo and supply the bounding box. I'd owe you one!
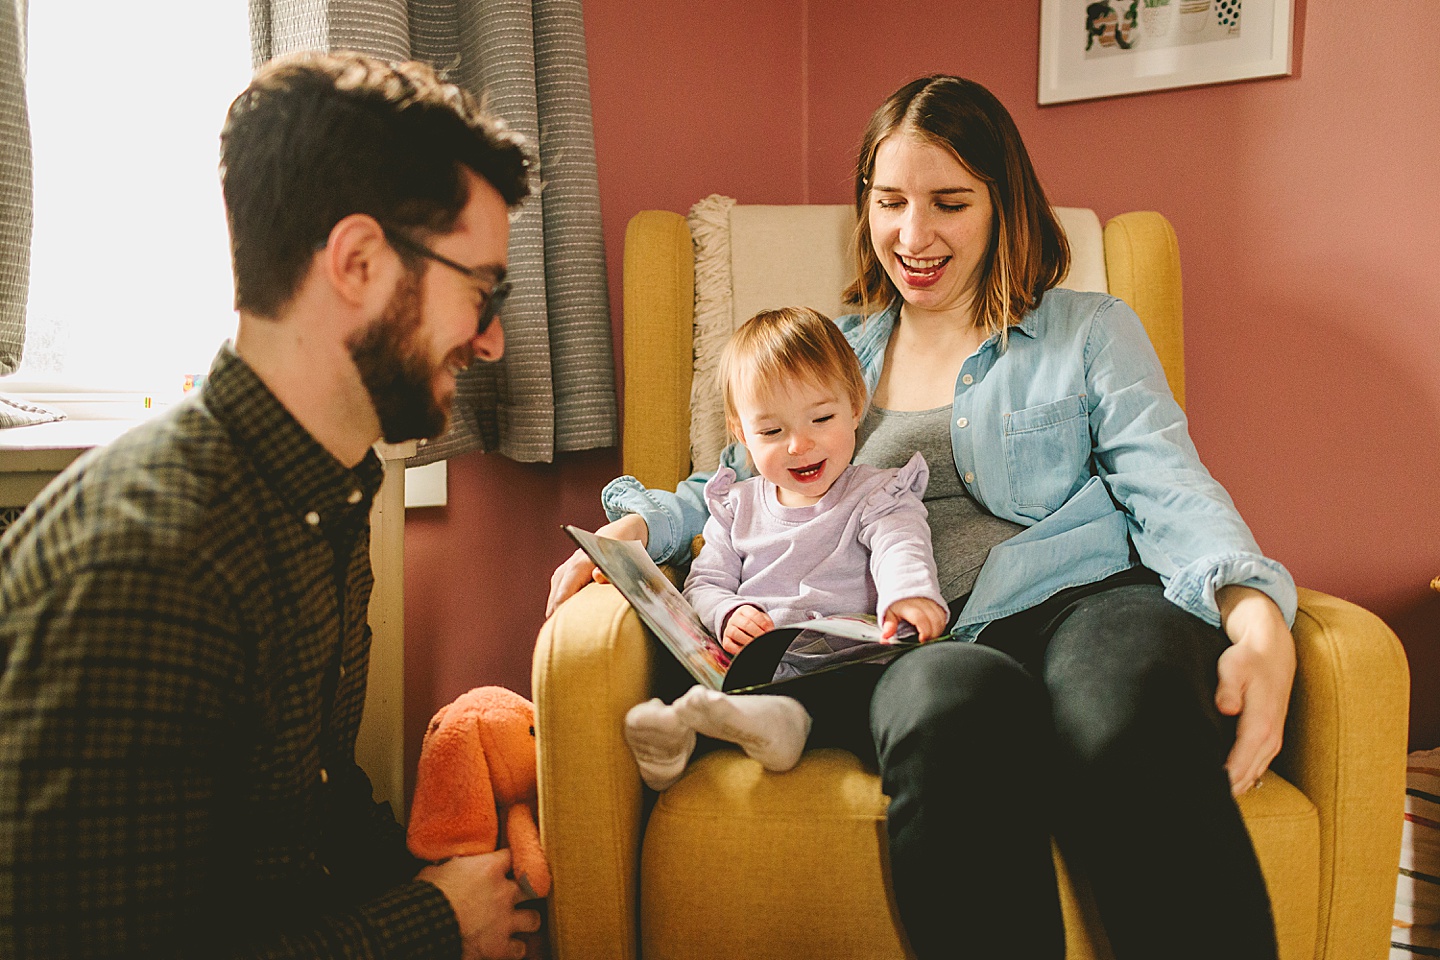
[407,686,551,900]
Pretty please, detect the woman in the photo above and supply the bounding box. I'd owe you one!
[548,75,1295,960]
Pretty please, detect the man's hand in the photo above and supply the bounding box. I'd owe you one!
[882,597,949,642]
[546,513,649,617]
[721,605,774,655]
[418,850,541,960]
[1214,585,1296,797]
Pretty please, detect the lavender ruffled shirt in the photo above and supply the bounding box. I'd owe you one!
[683,451,947,638]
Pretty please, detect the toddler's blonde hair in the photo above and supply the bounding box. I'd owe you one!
[718,306,868,442]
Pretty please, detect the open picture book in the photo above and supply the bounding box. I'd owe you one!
[564,525,943,694]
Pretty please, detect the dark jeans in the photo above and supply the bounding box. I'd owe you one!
[790,568,1278,960]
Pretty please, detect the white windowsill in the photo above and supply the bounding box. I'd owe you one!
[0,416,419,469]
[0,384,193,467]
[0,417,142,461]
[0,419,143,508]
[0,383,425,508]
[4,382,181,420]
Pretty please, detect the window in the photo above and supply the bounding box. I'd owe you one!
[12,3,252,407]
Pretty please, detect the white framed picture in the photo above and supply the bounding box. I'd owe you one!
[1038,0,1293,105]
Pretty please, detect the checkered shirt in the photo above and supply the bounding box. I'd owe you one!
[0,346,460,958]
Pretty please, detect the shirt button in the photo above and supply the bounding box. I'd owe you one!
[961,374,974,386]
[347,489,363,505]
[319,767,329,784]
[956,417,969,429]
[338,663,347,679]
[305,511,321,527]
[964,471,975,483]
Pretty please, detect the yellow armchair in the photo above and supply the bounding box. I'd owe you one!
[534,206,1409,960]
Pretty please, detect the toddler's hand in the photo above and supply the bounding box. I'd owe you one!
[882,597,949,642]
[721,605,774,654]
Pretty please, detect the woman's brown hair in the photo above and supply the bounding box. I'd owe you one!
[843,75,1069,341]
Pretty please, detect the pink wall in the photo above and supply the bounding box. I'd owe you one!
[404,0,1440,794]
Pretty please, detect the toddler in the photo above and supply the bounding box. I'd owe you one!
[625,306,947,790]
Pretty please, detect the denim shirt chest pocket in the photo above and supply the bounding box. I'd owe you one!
[1002,394,1090,518]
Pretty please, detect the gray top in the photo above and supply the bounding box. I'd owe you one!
[854,404,1023,603]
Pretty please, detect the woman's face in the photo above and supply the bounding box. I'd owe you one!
[868,134,994,322]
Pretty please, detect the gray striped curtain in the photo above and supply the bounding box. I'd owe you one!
[249,0,617,465]
[0,0,31,377]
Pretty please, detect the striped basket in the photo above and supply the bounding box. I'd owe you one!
[1394,749,1440,957]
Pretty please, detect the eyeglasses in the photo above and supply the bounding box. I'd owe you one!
[382,227,511,337]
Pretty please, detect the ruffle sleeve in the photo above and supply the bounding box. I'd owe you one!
[701,467,738,526]
[860,451,929,525]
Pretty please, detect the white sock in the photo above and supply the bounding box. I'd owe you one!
[674,687,812,773]
[624,697,697,791]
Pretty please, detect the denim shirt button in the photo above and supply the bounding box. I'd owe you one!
[961,374,974,386]
[956,417,969,428]
[963,471,975,483]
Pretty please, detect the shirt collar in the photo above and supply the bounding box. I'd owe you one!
[1009,305,1043,339]
[202,344,384,535]
[853,300,901,394]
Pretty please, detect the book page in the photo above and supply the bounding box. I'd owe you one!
[772,615,918,682]
[564,526,730,690]
[721,614,928,693]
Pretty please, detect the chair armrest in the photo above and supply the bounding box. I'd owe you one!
[1272,587,1409,960]
[533,583,654,960]
[623,210,696,491]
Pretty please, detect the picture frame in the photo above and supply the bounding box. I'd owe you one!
[1038,0,1294,105]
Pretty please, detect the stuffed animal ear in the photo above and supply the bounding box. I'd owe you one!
[407,697,500,861]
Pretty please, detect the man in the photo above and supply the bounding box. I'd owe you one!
[0,52,539,959]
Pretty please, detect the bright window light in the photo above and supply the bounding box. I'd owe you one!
[13,3,252,399]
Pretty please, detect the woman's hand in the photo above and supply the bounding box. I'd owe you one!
[882,597,950,642]
[721,605,774,655]
[545,513,650,618]
[1214,585,1296,797]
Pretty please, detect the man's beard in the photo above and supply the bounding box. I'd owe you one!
[348,269,463,444]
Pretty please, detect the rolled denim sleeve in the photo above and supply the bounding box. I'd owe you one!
[601,443,754,566]
[1165,552,1298,630]
[1084,299,1297,628]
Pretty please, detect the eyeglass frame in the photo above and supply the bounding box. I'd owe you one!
[381,226,511,337]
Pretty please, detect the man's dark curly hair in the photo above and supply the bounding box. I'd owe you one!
[220,50,532,318]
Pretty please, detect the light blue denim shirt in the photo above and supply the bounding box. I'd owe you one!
[604,287,1297,640]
